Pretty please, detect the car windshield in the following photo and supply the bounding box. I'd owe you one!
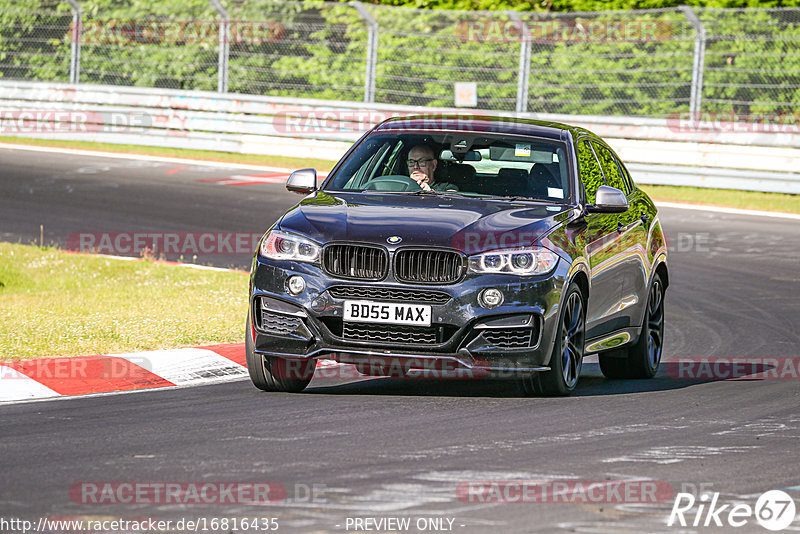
[323,132,572,202]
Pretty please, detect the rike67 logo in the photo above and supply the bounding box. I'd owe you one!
[668,490,796,531]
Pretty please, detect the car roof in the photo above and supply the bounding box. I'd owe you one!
[373,114,602,143]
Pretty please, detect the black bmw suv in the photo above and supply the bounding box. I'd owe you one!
[246,115,668,396]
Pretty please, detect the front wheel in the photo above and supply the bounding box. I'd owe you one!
[599,272,665,379]
[519,283,585,397]
[245,312,315,392]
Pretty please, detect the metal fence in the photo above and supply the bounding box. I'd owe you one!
[1,1,799,118]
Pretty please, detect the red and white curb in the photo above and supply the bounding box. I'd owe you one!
[0,344,341,404]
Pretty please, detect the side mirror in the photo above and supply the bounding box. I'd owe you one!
[586,185,628,214]
[286,168,317,193]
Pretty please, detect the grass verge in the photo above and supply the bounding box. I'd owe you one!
[640,184,800,214]
[0,242,248,361]
[0,135,337,172]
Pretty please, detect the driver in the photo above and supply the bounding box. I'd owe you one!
[407,145,458,192]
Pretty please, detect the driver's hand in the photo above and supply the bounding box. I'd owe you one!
[411,171,432,191]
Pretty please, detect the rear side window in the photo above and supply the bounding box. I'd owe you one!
[592,142,629,195]
[576,139,604,204]
[616,157,635,192]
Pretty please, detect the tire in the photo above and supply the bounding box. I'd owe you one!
[598,272,665,379]
[519,283,586,397]
[597,351,629,379]
[245,311,315,392]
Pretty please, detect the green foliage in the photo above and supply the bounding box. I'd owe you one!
[370,7,519,108]
[0,0,72,81]
[224,1,368,100]
[521,10,696,115]
[0,0,798,117]
[699,9,800,114]
[78,0,219,89]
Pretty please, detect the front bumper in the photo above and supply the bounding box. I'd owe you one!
[248,255,569,373]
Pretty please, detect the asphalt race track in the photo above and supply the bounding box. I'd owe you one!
[1,146,799,533]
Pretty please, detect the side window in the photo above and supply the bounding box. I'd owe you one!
[592,142,628,194]
[616,156,635,193]
[576,139,605,204]
[345,141,393,189]
[382,140,406,176]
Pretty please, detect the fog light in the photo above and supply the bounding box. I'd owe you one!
[287,275,306,295]
[479,288,504,309]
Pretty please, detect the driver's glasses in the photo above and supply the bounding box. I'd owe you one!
[407,158,434,168]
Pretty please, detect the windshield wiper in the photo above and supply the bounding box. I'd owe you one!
[486,195,528,201]
[484,196,556,203]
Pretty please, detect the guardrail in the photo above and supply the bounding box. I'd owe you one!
[1,80,799,193]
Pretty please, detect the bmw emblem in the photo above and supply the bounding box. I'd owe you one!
[387,236,402,244]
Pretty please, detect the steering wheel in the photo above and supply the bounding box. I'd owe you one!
[362,174,422,192]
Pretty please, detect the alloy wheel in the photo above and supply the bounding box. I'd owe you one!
[647,279,664,370]
[561,291,585,389]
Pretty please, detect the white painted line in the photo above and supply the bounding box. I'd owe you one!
[172,262,238,272]
[0,366,61,402]
[95,253,138,261]
[114,348,248,386]
[656,201,800,220]
[219,174,289,185]
[93,253,240,273]
[0,142,333,173]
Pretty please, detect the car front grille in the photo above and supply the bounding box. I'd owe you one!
[319,317,458,346]
[481,328,534,349]
[259,310,303,336]
[323,244,388,280]
[342,323,438,345]
[328,285,452,305]
[394,249,463,284]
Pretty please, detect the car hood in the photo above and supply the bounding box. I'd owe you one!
[278,192,574,254]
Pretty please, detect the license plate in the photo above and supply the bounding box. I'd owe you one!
[343,300,432,327]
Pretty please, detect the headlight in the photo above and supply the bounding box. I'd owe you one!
[259,229,321,263]
[468,246,558,276]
